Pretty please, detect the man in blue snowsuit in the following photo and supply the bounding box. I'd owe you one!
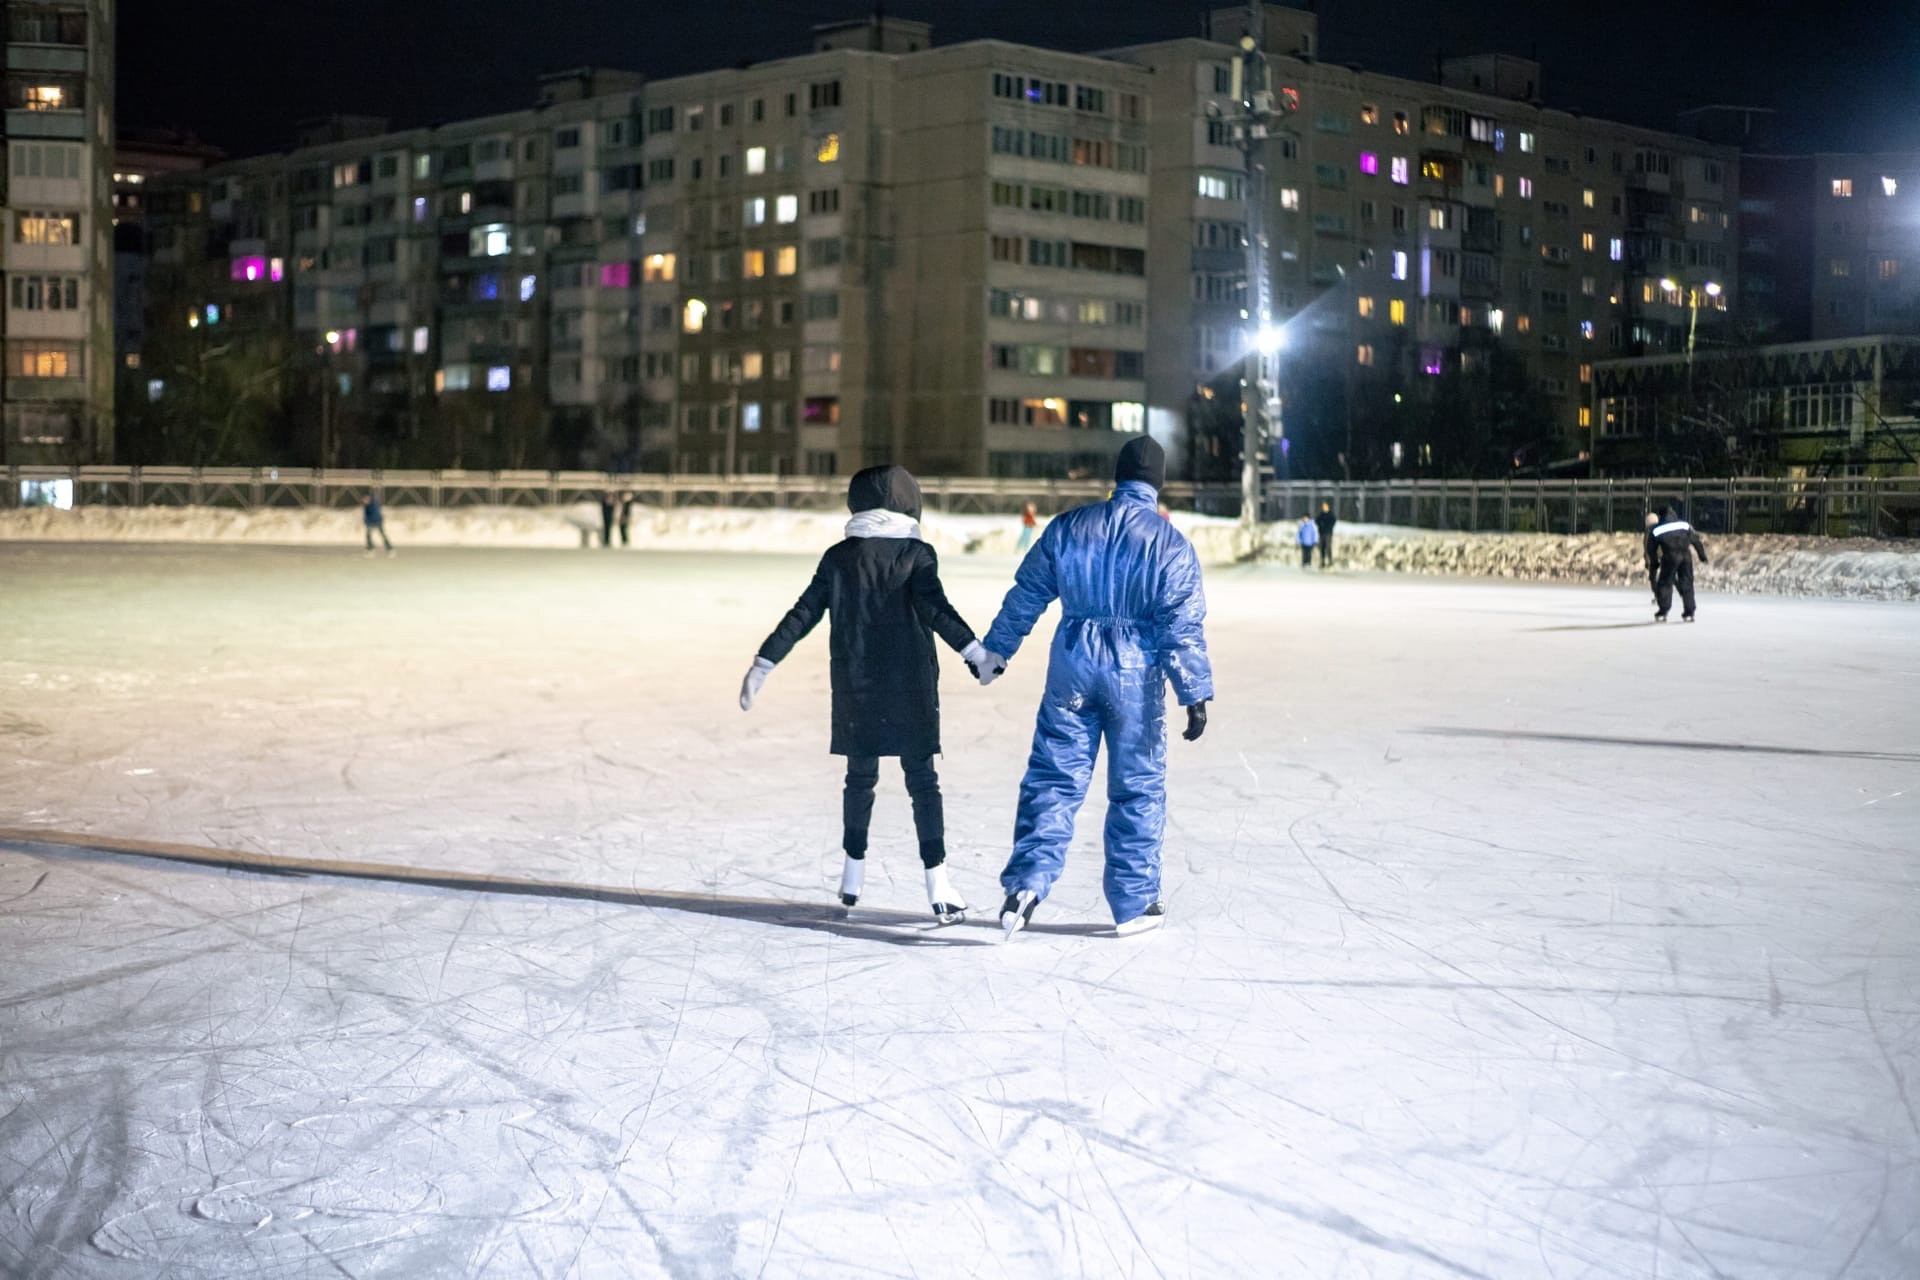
[977,437,1212,937]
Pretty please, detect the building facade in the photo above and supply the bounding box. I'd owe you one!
[2,0,115,464]
[141,21,1155,478]
[1811,151,1920,341]
[1108,4,1740,481]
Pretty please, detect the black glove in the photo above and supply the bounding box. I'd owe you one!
[1182,701,1208,742]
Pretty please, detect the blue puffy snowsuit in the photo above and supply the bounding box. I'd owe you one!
[982,480,1213,923]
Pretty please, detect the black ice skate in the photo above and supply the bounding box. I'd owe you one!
[1654,611,1668,623]
[1114,902,1166,937]
[925,865,967,926]
[838,855,864,908]
[999,890,1039,939]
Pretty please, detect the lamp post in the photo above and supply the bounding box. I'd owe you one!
[320,330,340,469]
[1660,277,1721,390]
[723,366,742,482]
[1230,14,1289,554]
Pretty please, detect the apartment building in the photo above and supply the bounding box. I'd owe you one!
[2,0,115,464]
[141,19,1154,478]
[1811,151,1920,341]
[1109,4,1740,479]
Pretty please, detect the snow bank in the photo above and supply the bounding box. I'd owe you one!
[5,502,1917,600]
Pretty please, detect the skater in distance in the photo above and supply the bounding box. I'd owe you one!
[738,465,995,925]
[1646,501,1709,622]
[978,436,1213,938]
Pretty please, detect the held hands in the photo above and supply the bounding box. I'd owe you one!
[739,657,775,711]
[1182,701,1209,742]
[962,641,1008,687]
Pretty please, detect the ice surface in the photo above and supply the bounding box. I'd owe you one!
[2,542,1917,1278]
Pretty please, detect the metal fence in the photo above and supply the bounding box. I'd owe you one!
[7,465,1918,537]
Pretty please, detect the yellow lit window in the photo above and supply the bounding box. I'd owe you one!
[682,298,708,333]
[18,346,71,377]
[1420,159,1445,181]
[742,249,766,278]
[1578,406,1592,427]
[1356,295,1374,318]
[642,252,676,282]
[1582,189,1595,208]
[775,245,798,275]
[742,352,764,380]
[1831,178,1852,198]
[1494,174,1505,197]
[1581,231,1595,251]
[1356,343,1375,366]
[1579,363,1593,384]
[1516,315,1531,333]
[1388,299,1406,325]
[815,133,840,164]
[23,85,64,111]
[1360,103,1379,126]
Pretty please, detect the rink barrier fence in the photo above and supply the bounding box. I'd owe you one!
[6,465,1917,537]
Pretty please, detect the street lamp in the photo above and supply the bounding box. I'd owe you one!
[319,331,342,470]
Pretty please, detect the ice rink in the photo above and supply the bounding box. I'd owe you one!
[3,540,1916,1278]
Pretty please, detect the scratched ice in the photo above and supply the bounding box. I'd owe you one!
[1,541,1916,1278]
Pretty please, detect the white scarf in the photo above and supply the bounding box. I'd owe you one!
[845,509,921,540]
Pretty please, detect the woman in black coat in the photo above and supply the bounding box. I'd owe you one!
[739,466,992,923]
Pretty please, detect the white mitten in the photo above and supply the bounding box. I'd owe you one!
[739,657,775,710]
[962,641,1007,687]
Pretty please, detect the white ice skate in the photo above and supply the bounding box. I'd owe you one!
[925,865,967,926]
[999,890,1038,940]
[1114,902,1166,937]
[838,856,865,908]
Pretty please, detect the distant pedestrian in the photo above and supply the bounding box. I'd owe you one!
[1017,502,1038,552]
[1296,515,1318,568]
[362,492,394,557]
[1646,502,1709,622]
[599,490,617,549]
[618,491,634,547]
[1313,501,1337,568]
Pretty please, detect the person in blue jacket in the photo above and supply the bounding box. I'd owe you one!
[974,436,1212,938]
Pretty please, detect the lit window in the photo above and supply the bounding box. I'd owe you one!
[775,245,798,275]
[1519,131,1535,153]
[1390,157,1409,185]
[1357,295,1374,317]
[1518,177,1533,199]
[1420,159,1444,181]
[1391,250,1408,281]
[486,366,511,391]
[643,252,676,282]
[1582,189,1595,208]
[776,194,798,223]
[458,191,473,214]
[742,402,762,432]
[742,352,764,380]
[1360,104,1379,126]
[471,223,511,256]
[600,262,631,288]
[1831,258,1851,277]
[230,255,267,282]
[1831,178,1853,197]
[1578,231,1594,252]
[412,326,429,354]
[270,256,285,282]
[1579,363,1592,384]
[1280,187,1300,210]
[205,304,220,325]
[1609,237,1624,262]
[1427,206,1447,229]
[22,85,64,111]
[683,298,708,332]
[147,377,163,401]
[519,274,537,302]
[1393,112,1409,136]
[1495,174,1505,197]
[1358,152,1379,176]
[1356,343,1374,366]
[1581,320,1594,340]
[1488,308,1504,334]
[414,153,431,179]
[412,196,428,223]
[1882,175,1898,197]
[743,197,766,226]
[1388,298,1406,325]
[1516,315,1531,333]
[745,146,767,175]
[1878,257,1901,280]
[1578,406,1592,427]
[743,249,766,278]
[815,133,840,164]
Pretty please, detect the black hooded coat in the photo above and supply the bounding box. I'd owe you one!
[757,466,976,758]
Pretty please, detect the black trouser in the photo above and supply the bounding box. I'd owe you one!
[843,754,945,867]
[364,523,391,551]
[1318,536,1332,567]
[1655,556,1696,617]
[1300,545,1314,568]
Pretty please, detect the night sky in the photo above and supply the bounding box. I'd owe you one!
[125,0,1918,159]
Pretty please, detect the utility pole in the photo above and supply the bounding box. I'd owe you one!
[1230,9,1288,555]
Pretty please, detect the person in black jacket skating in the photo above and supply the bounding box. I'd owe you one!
[1646,502,1710,622]
[738,465,996,923]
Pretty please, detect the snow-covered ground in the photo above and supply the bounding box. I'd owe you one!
[2,542,1916,1278]
[8,501,1920,600]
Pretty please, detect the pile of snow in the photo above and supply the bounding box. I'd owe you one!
[1256,523,1920,601]
[6,502,1917,600]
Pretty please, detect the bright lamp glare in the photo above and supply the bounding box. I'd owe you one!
[1253,325,1286,356]
[1704,281,1723,298]
[1659,278,1679,292]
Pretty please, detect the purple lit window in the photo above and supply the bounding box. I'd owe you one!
[1422,347,1445,376]
[1358,152,1378,176]
[474,274,500,301]
[600,262,632,289]
[230,255,267,282]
